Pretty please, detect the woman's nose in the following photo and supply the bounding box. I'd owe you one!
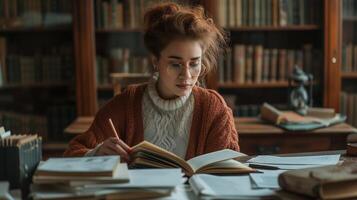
[179,65,192,79]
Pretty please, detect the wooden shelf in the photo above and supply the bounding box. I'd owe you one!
[227,25,320,31]
[43,142,68,151]
[219,81,291,89]
[97,84,113,91]
[64,116,94,135]
[0,26,71,33]
[96,28,142,33]
[343,17,357,22]
[341,72,357,79]
[0,82,70,90]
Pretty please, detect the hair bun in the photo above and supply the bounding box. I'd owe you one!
[144,3,180,28]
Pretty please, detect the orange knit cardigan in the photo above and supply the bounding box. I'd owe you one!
[64,84,239,160]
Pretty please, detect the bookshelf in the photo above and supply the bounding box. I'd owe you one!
[0,0,76,149]
[66,1,351,135]
[340,0,357,128]
[202,0,325,117]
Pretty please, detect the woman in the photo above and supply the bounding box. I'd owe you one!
[64,2,239,161]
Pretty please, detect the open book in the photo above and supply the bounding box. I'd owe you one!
[260,103,346,131]
[129,141,255,176]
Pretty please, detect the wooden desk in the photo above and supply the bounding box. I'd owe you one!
[237,117,357,155]
[64,117,357,156]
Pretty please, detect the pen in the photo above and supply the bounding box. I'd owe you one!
[108,118,120,140]
[248,163,280,170]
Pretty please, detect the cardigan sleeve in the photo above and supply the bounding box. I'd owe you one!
[63,94,127,157]
[204,90,240,153]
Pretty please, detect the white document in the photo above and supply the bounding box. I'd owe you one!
[247,154,340,165]
[250,170,286,189]
[189,174,275,199]
[85,168,184,189]
[250,163,322,170]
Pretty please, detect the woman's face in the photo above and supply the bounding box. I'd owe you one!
[154,39,202,99]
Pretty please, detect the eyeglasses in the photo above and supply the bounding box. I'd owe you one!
[166,62,201,77]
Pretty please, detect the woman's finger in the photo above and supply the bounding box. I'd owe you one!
[107,142,130,160]
[110,137,131,153]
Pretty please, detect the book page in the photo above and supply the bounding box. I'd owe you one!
[187,149,246,172]
[247,155,340,165]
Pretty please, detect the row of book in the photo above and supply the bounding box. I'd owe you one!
[0,0,72,28]
[218,0,321,28]
[342,43,357,72]
[343,0,357,18]
[340,91,357,128]
[0,104,75,142]
[0,111,47,141]
[218,44,317,84]
[0,132,42,199]
[0,38,73,85]
[46,104,76,141]
[94,0,182,29]
[96,48,150,85]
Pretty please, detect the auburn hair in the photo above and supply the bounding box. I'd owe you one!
[143,2,227,77]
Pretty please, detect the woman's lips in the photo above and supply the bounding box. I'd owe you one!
[176,84,192,89]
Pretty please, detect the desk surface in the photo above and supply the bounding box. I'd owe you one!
[65,117,357,135]
[236,117,357,135]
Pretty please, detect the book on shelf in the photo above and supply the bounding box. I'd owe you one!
[340,92,357,128]
[216,0,320,27]
[219,43,315,84]
[278,162,357,199]
[260,103,346,131]
[130,141,255,177]
[0,0,72,28]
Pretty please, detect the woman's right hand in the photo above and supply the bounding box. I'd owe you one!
[95,137,132,162]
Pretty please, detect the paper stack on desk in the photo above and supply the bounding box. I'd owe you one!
[189,174,276,199]
[31,156,184,200]
[247,154,341,170]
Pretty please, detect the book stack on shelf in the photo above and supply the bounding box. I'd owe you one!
[341,0,357,128]
[94,0,189,30]
[0,0,72,28]
[93,0,194,107]
[218,43,317,85]
[1,40,73,86]
[201,0,324,114]
[0,0,76,150]
[342,43,357,73]
[96,47,150,87]
[340,92,357,128]
[216,0,321,28]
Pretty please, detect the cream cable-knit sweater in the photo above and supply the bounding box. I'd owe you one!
[143,77,194,158]
[86,76,194,158]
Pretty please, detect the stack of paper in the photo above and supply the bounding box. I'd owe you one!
[247,154,341,170]
[31,156,184,200]
[33,156,129,185]
[189,174,276,199]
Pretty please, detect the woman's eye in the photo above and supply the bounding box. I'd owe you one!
[190,62,200,67]
[170,63,181,68]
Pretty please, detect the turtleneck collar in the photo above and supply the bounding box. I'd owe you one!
[147,74,192,111]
